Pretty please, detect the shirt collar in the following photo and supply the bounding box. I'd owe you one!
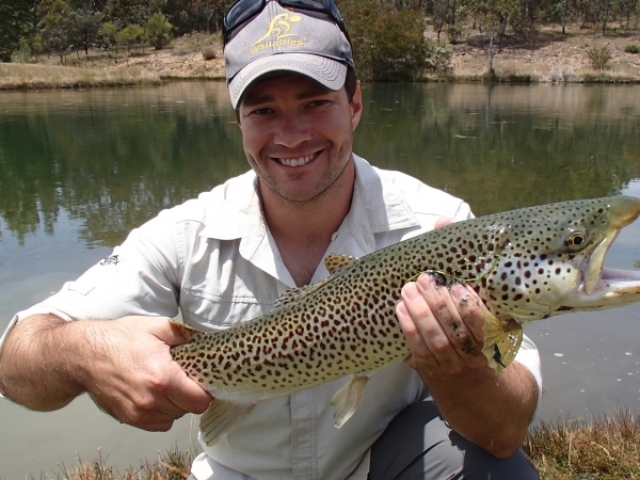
[199,155,420,281]
[199,155,420,242]
[351,154,419,232]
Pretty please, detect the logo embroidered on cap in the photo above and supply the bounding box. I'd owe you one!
[250,12,305,54]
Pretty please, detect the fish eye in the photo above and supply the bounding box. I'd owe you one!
[565,231,587,250]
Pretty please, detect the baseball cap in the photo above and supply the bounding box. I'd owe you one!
[224,0,355,108]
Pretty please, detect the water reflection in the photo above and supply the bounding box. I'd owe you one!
[355,83,640,215]
[0,83,245,247]
[2,83,640,247]
[1,82,640,478]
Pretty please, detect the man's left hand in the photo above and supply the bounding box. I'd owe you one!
[397,273,489,376]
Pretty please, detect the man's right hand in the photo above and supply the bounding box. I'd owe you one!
[0,315,212,432]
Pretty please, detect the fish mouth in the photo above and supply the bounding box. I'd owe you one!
[577,196,640,307]
[583,240,640,299]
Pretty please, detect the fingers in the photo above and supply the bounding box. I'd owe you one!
[84,317,212,431]
[434,217,453,229]
[165,364,213,415]
[397,281,456,371]
[148,317,191,347]
[448,281,487,347]
[97,371,210,431]
[397,274,487,374]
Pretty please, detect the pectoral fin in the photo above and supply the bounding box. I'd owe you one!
[329,374,369,428]
[482,315,523,374]
[199,399,256,446]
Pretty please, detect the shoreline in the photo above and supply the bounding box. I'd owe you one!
[2,24,640,91]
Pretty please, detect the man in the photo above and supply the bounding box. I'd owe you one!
[0,1,542,478]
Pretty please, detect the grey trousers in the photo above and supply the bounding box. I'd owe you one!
[368,400,539,480]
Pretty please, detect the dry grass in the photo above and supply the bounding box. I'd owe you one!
[28,411,640,479]
[0,63,161,90]
[524,410,640,479]
[30,447,194,480]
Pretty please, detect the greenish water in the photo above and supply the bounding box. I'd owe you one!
[1,82,640,478]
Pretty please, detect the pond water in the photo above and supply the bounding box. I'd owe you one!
[1,81,640,478]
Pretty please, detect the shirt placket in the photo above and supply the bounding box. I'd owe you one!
[290,388,319,480]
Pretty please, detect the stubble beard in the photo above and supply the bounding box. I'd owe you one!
[256,136,354,211]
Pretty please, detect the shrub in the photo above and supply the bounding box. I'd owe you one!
[446,25,462,44]
[624,44,640,54]
[10,44,32,63]
[424,41,452,73]
[340,0,447,81]
[97,22,117,51]
[145,12,173,50]
[202,46,217,60]
[586,44,612,70]
[117,24,145,54]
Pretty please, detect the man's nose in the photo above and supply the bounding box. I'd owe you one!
[273,112,311,147]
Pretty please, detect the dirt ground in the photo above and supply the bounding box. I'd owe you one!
[437,23,640,81]
[32,23,640,83]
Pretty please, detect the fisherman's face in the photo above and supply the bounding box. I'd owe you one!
[237,73,363,206]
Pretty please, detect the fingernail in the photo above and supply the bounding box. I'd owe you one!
[417,273,435,289]
[450,283,464,297]
[402,282,420,300]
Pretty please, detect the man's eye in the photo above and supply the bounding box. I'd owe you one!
[308,99,330,108]
[251,108,273,115]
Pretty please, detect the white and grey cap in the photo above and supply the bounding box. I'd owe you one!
[224,1,355,108]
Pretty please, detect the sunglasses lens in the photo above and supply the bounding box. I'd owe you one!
[224,0,350,47]
[224,0,265,31]
[282,0,328,9]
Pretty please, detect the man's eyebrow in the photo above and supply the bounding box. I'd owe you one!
[241,92,273,107]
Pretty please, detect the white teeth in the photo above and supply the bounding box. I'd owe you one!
[278,154,315,167]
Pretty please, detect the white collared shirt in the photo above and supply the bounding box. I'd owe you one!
[0,155,542,480]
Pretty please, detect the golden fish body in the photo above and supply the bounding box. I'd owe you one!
[171,195,640,445]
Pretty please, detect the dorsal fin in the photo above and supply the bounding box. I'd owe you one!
[273,277,333,309]
[325,254,358,274]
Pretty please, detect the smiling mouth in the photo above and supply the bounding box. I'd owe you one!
[275,152,319,167]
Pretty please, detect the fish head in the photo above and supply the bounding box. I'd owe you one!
[480,195,640,323]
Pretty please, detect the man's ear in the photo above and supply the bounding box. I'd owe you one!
[350,81,363,131]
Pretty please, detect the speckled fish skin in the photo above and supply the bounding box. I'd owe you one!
[171,195,640,445]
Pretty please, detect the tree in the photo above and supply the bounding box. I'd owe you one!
[117,23,144,58]
[39,0,73,63]
[145,11,172,50]
[103,0,152,28]
[340,0,440,81]
[0,0,33,61]
[97,21,118,59]
[69,8,103,55]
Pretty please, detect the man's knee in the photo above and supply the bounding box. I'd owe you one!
[446,430,539,480]
[368,400,538,480]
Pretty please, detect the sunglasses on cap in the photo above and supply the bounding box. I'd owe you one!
[222,0,352,48]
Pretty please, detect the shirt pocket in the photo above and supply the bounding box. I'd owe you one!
[179,288,273,330]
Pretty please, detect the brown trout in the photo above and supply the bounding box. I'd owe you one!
[171,195,640,446]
